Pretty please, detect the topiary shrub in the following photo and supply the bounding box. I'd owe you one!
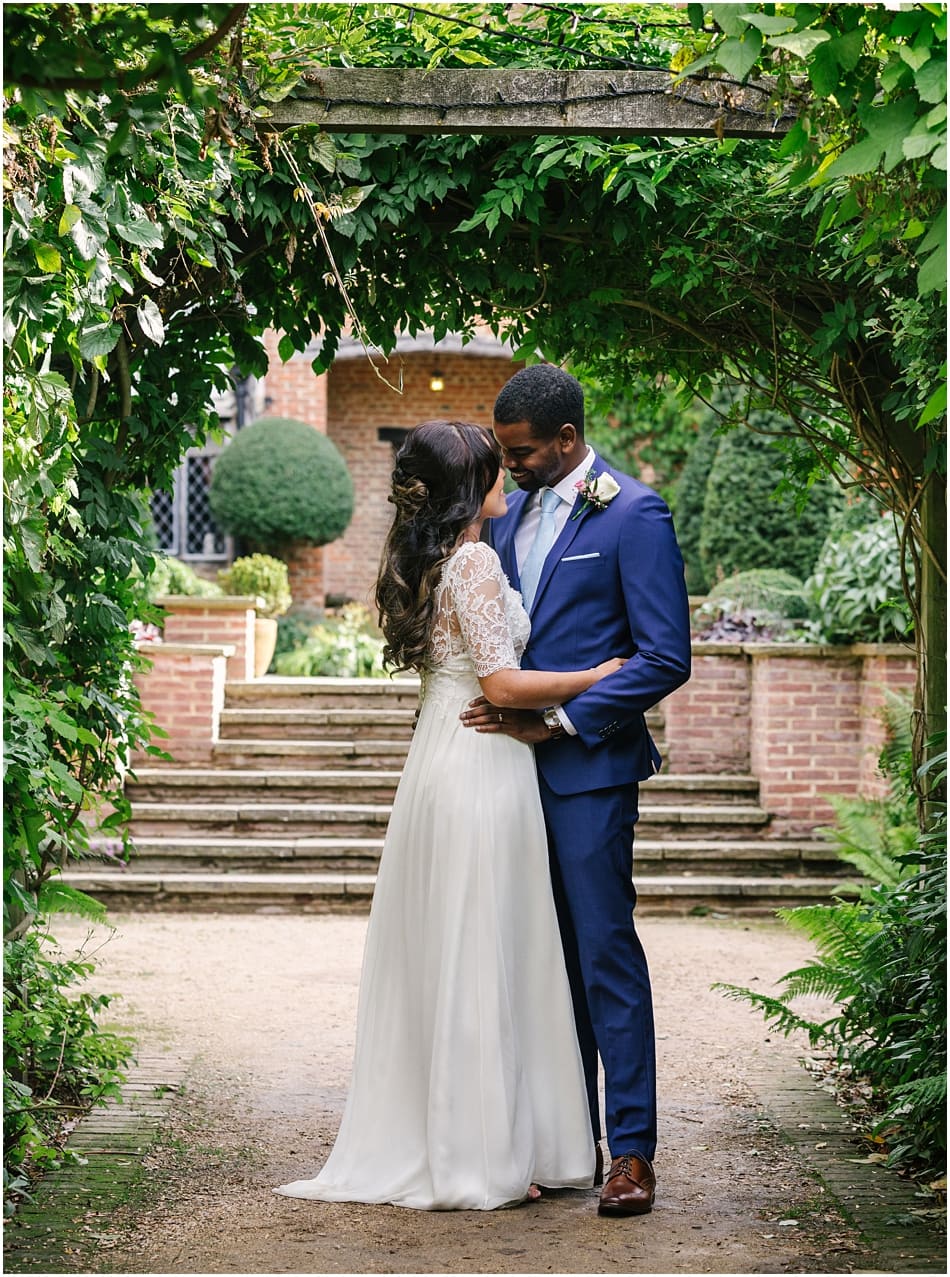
[693,568,807,640]
[672,419,720,594]
[209,417,354,549]
[698,424,839,584]
[217,554,292,619]
[804,518,914,644]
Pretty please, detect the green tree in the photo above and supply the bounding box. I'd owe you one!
[699,425,839,585]
[674,420,721,595]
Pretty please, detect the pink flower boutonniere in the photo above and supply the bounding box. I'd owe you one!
[571,469,621,520]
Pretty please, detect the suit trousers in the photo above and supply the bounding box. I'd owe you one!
[539,774,657,1162]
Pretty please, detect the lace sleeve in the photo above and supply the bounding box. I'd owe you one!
[445,542,520,678]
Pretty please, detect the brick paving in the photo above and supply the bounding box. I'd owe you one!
[753,1063,946,1274]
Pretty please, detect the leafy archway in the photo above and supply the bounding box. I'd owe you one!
[4,0,945,918]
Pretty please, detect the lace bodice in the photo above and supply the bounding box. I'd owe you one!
[428,541,530,677]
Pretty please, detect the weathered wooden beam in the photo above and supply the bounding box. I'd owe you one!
[263,68,793,139]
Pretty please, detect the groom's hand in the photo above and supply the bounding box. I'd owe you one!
[460,697,548,744]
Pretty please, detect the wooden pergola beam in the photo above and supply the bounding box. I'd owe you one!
[263,68,793,139]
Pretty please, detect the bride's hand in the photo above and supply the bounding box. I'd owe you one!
[592,656,628,680]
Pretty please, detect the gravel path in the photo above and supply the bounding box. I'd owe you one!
[47,911,875,1274]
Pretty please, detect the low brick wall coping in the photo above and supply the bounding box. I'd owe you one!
[136,641,237,657]
[154,594,262,610]
[691,641,912,660]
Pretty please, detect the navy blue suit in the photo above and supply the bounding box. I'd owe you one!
[489,455,691,1159]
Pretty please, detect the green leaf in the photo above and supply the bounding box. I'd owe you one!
[113,215,164,250]
[710,4,749,37]
[69,215,102,260]
[537,148,568,174]
[77,320,121,359]
[903,128,942,160]
[808,44,840,98]
[58,203,82,235]
[136,298,164,345]
[716,30,763,81]
[278,332,297,362]
[686,4,704,32]
[917,380,947,426]
[918,242,946,295]
[307,133,338,173]
[823,136,886,181]
[828,29,864,73]
[899,44,932,73]
[916,56,948,104]
[740,13,795,36]
[33,242,61,273]
[37,878,108,923]
[769,31,832,59]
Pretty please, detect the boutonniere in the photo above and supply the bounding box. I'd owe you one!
[571,470,621,520]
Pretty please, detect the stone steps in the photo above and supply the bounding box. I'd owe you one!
[212,739,413,765]
[127,768,758,807]
[218,709,417,741]
[113,834,843,877]
[63,868,861,916]
[124,799,773,841]
[87,677,855,915]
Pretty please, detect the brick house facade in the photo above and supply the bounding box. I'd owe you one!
[261,329,521,610]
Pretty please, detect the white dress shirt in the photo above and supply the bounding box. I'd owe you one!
[514,447,595,573]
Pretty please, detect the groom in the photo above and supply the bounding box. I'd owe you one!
[461,364,691,1216]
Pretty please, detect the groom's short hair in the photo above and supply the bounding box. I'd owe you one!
[494,365,585,440]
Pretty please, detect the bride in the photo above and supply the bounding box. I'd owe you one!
[275,420,624,1211]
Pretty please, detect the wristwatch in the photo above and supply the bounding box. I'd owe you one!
[542,706,566,739]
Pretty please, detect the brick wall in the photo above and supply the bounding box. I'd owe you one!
[158,596,258,683]
[660,642,916,836]
[132,642,232,764]
[748,647,864,836]
[856,644,918,799]
[259,336,519,609]
[663,646,751,775]
[261,330,328,429]
[325,353,520,607]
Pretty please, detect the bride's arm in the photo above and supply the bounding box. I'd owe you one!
[448,543,625,709]
[477,659,624,710]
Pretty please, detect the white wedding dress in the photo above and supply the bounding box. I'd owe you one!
[276,541,595,1210]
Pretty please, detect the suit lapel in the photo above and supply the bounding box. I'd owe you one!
[530,453,611,614]
[492,489,528,590]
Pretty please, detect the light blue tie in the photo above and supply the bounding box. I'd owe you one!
[520,487,561,612]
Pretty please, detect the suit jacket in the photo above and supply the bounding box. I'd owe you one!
[489,454,691,796]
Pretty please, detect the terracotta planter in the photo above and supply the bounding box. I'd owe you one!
[253,617,279,678]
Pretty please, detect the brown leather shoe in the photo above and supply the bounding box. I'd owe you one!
[598,1153,655,1216]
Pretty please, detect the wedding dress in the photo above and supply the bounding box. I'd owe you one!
[276,541,595,1210]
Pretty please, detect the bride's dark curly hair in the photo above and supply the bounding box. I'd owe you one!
[375,420,501,673]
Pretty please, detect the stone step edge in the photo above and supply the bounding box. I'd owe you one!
[128,768,758,790]
[122,836,831,854]
[126,803,771,824]
[64,871,862,898]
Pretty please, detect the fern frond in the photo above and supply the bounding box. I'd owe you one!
[777,962,864,1003]
[713,982,827,1041]
[889,1072,948,1109]
[777,902,879,960]
[37,878,108,924]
